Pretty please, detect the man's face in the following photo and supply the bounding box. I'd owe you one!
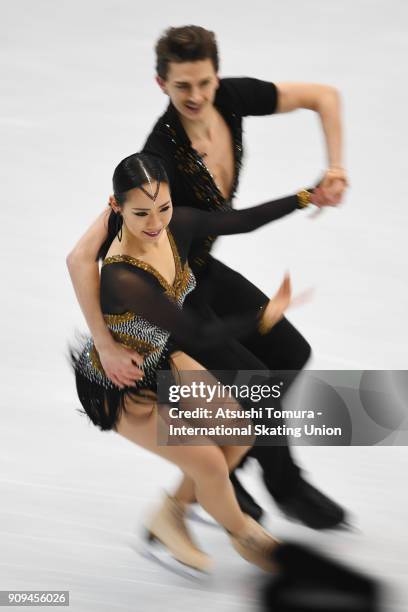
[157,59,219,121]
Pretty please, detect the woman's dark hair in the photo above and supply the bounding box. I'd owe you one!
[97,153,168,261]
[155,25,219,80]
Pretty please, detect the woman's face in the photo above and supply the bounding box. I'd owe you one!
[115,181,173,244]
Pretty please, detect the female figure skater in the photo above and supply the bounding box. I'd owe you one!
[67,24,348,531]
[69,152,324,576]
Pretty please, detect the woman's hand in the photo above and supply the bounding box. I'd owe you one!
[258,275,292,335]
[258,274,314,335]
[97,341,144,389]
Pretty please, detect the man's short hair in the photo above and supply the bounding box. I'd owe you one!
[155,25,219,80]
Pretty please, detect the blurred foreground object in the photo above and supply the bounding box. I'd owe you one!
[262,543,381,611]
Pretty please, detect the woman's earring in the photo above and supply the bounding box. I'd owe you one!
[115,212,123,242]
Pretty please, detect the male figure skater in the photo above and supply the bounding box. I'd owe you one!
[67,25,349,529]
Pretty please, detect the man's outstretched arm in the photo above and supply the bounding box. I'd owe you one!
[66,207,144,389]
[275,82,348,202]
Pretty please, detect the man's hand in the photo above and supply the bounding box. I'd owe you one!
[97,342,144,389]
[312,168,349,207]
[275,82,347,208]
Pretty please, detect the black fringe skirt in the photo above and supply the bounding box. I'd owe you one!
[70,340,176,432]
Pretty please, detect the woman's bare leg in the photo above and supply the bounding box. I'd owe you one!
[115,397,247,535]
[173,445,250,505]
[168,350,254,506]
[115,380,278,573]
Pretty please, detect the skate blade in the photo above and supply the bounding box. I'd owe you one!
[139,534,211,582]
[186,505,221,529]
[335,519,360,534]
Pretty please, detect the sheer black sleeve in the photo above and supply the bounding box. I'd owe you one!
[174,192,306,242]
[100,264,260,354]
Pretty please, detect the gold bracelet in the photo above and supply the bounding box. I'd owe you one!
[296,189,312,208]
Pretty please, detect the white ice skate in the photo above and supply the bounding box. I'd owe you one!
[139,530,211,581]
[139,493,213,580]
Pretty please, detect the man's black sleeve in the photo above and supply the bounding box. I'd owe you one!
[220,77,279,116]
